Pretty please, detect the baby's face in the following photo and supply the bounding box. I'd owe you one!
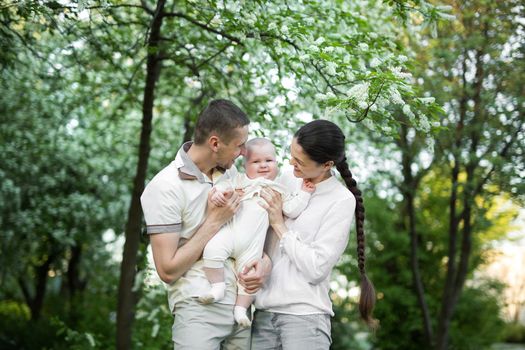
[244,144,279,180]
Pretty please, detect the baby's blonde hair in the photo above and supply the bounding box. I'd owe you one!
[244,138,276,162]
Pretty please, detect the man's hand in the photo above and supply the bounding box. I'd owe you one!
[207,188,241,228]
[238,255,272,294]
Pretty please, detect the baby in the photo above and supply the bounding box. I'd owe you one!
[200,138,315,327]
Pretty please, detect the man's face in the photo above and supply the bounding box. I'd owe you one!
[244,143,279,180]
[216,125,249,169]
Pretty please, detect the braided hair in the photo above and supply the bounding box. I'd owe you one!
[295,120,377,328]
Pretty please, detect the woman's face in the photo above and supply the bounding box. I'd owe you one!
[289,138,332,184]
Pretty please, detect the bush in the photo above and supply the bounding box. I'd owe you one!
[501,322,525,343]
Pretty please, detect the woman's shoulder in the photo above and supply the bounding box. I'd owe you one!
[331,177,357,204]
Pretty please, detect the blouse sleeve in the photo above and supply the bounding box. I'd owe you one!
[280,196,356,285]
[282,191,311,219]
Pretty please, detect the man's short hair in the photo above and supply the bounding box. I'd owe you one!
[194,99,250,145]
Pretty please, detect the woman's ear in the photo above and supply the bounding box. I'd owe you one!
[324,160,334,169]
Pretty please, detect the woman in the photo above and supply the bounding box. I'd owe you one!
[251,120,376,349]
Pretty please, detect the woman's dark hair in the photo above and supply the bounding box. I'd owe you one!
[295,119,377,328]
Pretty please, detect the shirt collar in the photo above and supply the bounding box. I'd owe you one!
[175,141,231,184]
[313,171,339,194]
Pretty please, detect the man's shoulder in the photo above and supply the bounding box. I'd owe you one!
[142,161,182,197]
[224,164,239,177]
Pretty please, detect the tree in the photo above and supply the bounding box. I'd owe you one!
[366,0,524,348]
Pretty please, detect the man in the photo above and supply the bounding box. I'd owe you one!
[141,99,271,349]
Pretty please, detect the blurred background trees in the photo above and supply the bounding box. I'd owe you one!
[1,0,523,349]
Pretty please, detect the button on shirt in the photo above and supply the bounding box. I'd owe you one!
[141,142,238,311]
[254,171,356,316]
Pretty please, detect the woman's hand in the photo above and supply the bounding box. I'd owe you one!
[259,187,288,238]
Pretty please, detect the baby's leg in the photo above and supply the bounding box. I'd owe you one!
[199,226,234,304]
[199,267,226,304]
[231,200,269,326]
[234,294,254,328]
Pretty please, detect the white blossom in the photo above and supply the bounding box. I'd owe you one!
[370,57,381,68]
[347,82,369,101]
[358,101,368,109]
[426,138,435,153]
[315,37,326,45]
[304,17,315,25]
[326,62,338,75]
[268,22,277,31]
[210,14,222,27]
[398,55,408,63]
[280,24,289,35]
[299,53,310,62]
[376,96,389,108]
[358,43,369,51]
[308,45,320,53]
[322,46,335,53]
[315,93,328,100]
[418,97,435,105]
[389,86,405,105]
[244,13,257,26]
[184,76,202,89]
[363,118,374,129]
[358,59,366,71]
[403,104,415,120]
[419,115,431,132]
[392,66,412,80]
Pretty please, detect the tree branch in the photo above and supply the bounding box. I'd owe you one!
[162,12,243,45]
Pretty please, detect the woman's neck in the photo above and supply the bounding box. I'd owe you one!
[308,170,332,185]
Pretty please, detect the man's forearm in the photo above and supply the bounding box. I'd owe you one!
[158,219,222,284]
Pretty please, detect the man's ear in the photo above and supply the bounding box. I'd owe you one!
[208,135,220,152]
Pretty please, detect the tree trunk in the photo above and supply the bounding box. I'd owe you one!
[116,1,166,349]
[399,124,434,346]
[18,250,57,321]
[67,244,85,298]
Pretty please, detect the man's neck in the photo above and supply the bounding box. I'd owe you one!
[186,143,216,178]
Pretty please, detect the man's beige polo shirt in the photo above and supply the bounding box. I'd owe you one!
[141,142,238,311]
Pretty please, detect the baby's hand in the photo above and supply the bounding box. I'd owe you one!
[211,189,231,206]
[301,179,316,193]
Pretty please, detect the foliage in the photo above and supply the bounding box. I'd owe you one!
[449,281,506,350]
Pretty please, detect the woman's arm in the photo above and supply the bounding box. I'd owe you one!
[260,188,355,285]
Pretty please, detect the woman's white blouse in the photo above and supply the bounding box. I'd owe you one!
[254,171,356,316]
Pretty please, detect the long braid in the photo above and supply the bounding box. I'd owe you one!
[336,158,377,329]
[295,119,378,329]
